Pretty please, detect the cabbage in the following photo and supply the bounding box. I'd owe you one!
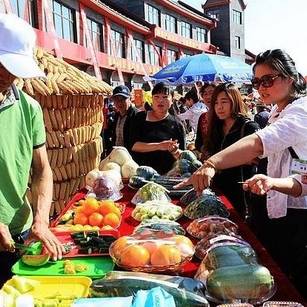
[121,160,139,178]
[85,169,101,189]
[108,147,133,166]
[102,162,121,173]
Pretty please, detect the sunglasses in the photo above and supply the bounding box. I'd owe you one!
[251,74,282,90]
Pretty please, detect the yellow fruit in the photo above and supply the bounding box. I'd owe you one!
[150,245,181,266]
[103,213,120,228]
[120,245,150,267]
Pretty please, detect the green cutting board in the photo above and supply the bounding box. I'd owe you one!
[12,256,114,279]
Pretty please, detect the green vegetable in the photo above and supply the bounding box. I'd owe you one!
[179,150,197,162]
[129,176,148,189]
[204,244,257,271]
[178,159,192,174]
[21,254,50,267]
[136,166,159,180]
[206,264,274,302]
[91,275,209,307]
[184,194,229,219]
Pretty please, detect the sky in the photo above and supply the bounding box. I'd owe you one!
[183,0,307,76]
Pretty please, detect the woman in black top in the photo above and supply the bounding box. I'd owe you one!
[130,83,186,174]
[205,83,260,217]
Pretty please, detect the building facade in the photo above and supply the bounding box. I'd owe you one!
[202,0,246,61]
[0,0,217,89]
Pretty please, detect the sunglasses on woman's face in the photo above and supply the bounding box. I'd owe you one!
[251,74,282,90]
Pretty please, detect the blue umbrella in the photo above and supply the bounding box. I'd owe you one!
[150,53,252,85]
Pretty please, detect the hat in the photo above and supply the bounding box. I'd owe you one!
[112,85,130,99]
[0,13,45,78]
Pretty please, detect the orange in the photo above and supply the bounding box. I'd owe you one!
[73,213,88,226]
[120,245,150,267]
[99,200,120,217]
[82,198,99,216]
[75,206,85,214]
[150,245,181,266]
[103,213,120,228]
[111,236,128,259]
[88,212,104,226]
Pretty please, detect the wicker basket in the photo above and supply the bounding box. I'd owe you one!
[21,47,112,216]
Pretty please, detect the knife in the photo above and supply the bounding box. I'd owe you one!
[13,242,42,254]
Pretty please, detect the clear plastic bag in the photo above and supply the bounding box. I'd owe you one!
[131,182,170,205]
[133,219,185,236]
[195,233,249,260]
[132,202,183,222]
[195,242,257,281]
[187,216,238,239]
[109,231,194,272]
[180,188,215,206]
[91,271,209,307]
[88,174,123,201]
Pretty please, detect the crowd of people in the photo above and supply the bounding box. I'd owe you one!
[0,13,306,299]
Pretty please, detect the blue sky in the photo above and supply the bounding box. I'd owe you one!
[183,0,307,76]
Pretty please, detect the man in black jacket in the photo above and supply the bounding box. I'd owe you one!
[108,85,138,153]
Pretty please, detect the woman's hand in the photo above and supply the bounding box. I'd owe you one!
[242,174,274,195]
[174,164,216,193]
[159,139,179,152]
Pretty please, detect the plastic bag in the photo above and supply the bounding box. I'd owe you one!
[195,233,249,260]
[91,271,209,307]
[184,193,229,219]
[187,216,238,239]
[132,287,176,307]
[132,202,183,222]
[131,182,170,205]
[180,188,215,206]
[73,297,133,307]
[87,174,123,201]
[109,231,194,272]
[195,242,257,281]
[133,219,185,236]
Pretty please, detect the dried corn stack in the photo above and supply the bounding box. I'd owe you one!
[23,47,108,216]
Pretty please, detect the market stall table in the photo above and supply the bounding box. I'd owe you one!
[53,185,306,305]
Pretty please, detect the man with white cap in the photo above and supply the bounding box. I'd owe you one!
[0,13,64,285]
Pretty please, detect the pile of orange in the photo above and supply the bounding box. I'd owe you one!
[111,235,194,268]
[73,198,121,229]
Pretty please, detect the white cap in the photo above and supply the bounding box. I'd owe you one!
[0,13,45,78]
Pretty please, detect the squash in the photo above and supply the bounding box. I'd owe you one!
[206,264,275,302]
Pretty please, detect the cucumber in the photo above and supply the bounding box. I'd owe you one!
[206,264,274,302]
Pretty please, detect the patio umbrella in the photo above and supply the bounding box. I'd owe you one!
[149,53,252,85]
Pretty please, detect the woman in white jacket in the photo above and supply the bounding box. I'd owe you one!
[177,49,307,297]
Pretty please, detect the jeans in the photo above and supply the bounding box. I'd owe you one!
[0,229,30,286]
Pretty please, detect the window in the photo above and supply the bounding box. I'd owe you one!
[146,44,161,66]
[196,27,207,43]
[180,21,191,38]
[208,10,219,21]
[86,18,103,51]
[53,0,76,42]
[131,39,144,63]
[166,49,177,64]
[234,36,241,49]
[110,29,125,58]
[232,9,242,24]
[11,0,37,27]
[144,3,160,26]
[164,14,176,33]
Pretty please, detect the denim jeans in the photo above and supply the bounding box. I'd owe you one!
[0,229,30,286]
